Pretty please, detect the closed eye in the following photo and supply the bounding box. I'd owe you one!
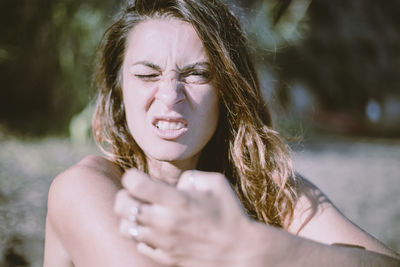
[180,70,212,84]
[134,74,160,82]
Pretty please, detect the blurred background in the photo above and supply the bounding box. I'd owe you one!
[0,0,399,266]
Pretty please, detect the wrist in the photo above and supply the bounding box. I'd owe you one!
[231,220,274,267]
[235,220,301,267]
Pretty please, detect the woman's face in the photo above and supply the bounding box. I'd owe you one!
[122,18,219,164]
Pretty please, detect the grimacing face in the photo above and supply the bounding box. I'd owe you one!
[122,18,219,165]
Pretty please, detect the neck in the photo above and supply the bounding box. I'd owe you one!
[146,155,199,186]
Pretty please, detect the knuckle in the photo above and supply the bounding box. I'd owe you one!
[163,241,175,253]
[131,178,144,192]
[123,171,143,191]
[162,216,178,235]
[163,222,175,235]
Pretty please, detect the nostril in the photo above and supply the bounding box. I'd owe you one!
[175,97,185,105]
[155,79,186,107]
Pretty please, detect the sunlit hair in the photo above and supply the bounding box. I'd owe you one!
[93,0,296,228]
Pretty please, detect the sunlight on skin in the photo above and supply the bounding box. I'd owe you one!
[122,18,219,184]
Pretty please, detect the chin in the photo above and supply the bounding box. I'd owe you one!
[143,142,196,162]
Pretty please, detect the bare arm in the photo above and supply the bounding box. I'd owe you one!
[288,177,399,257]
[43,217,74,267]
[44,159,399,266]
[243,176,400,266]
[114,170,400,267]
[242,176,400,266]
[245,221,400,267]
[43,156,164,267]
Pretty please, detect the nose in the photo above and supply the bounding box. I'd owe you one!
[155,74,185,108]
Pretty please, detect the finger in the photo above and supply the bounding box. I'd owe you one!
[119,218,139,240]
[137,242,178,266]
[114,190,143,221]
[178,170,231,194]
[137,203,192,236]
[176,170,197,191]
[120,218,177,253]
[120,218,151,243]
[134,224,175,251]
[122,169,189,208]
[178,170,243,210]
[116,192,179,233]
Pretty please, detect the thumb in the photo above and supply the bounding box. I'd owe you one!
[176,170,197,191]
[177,170,232,194]
[178,170,247,215]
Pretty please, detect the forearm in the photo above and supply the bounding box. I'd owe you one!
[242,222,400,267]
[287,236,400,267]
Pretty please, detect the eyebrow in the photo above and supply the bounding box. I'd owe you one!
[132,61,162,72]
[131,61,210,72]
[178,62,210,71]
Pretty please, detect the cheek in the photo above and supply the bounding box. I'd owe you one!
[122,79,155,117]
[194,87,220,133]
[122,92,148,138]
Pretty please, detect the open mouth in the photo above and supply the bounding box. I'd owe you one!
[152,117,188,140]
[155,120,186,130]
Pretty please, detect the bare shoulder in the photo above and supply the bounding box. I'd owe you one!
[46,155,123,227]
[59,155,123,185]
[288,175,399,258]
[45,155,160,267]
[44,155,122,266]
[287,175,331,235]
[49,155,122,196]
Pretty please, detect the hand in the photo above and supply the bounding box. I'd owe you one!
[114,169,254,267]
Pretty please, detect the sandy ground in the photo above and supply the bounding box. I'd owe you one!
[0,135,399,266]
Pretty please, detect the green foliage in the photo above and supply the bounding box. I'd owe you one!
[0,0,121,136]
[247,0,311,50]
[1,0,398,136]
[51,2,105,125]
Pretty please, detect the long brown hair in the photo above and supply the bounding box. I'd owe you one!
[93,0,296,228]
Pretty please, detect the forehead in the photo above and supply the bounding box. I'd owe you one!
[124,17,209,67]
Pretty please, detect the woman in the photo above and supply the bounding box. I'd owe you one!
[44,0,400,266]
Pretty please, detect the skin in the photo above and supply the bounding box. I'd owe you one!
[121,18,219,183]
[44,18,400,266]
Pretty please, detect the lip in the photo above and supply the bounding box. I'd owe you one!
[152,116,188,140]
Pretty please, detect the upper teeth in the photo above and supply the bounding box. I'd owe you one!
[156,121,185,130]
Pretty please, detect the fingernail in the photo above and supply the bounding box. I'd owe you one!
[189,170,197,190]
[128,227,139,239]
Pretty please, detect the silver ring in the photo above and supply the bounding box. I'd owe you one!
[128,206,140,222]
[128,226,139,239]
